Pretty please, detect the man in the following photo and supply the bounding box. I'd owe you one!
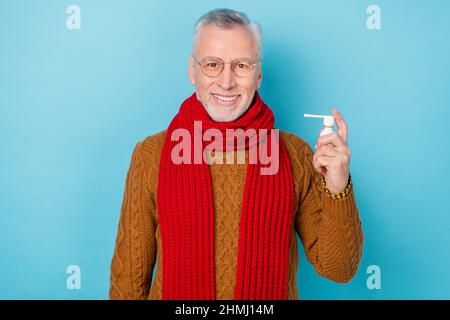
[109,8,363,300]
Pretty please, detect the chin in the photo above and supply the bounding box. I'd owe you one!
[208,107,247,122]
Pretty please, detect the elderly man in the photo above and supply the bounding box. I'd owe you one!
[109,8,363,300]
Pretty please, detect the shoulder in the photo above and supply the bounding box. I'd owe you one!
[136,130,167,156]
[129,130,167,193]
[130,130,167,172]
[136,130,166,154]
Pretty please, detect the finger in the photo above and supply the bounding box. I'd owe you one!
[313,154,334,174]
[314,148,350,171]
[316,132,346,150]
[316,140,352,159]
[312,154,327,175]
[315,129,324,147]
[315,144,338,157]
[332,108,348,144]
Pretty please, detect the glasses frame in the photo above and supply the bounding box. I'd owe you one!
[192,55,261,78]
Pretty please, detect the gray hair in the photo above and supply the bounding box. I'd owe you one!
[193,8,263,60]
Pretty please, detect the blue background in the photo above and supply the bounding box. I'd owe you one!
[1,0,449,299]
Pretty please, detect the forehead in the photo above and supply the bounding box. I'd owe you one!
[194,24,257,60]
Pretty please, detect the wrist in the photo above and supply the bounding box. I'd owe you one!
[320,174,353,200]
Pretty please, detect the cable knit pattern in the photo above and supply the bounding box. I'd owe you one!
[207,149,247,300]
[109,130,364,299]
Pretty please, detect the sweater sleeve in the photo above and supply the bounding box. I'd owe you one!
[295,142,364,283]
[109,141,157,299]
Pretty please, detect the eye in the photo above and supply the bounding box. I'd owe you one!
[235,62,251,71]
[203,61,222,71]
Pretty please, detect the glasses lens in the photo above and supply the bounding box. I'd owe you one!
[233,59,254,77]
[200,58,223,76]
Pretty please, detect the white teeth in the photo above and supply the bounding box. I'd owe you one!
[214,94,239,102]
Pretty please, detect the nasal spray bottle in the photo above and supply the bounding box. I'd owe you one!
[303,113,335,136]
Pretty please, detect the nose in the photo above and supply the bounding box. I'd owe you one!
[216,63,236,90]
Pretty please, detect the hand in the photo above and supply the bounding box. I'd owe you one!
[312,108,351,195]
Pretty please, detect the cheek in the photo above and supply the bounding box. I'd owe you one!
[196,74,215,91]
[238,79,259,97]
[245,74,260,88]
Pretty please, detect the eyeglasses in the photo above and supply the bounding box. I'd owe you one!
[192,56,260,78]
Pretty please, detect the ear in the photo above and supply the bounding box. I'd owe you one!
[188,56,196,85]
[256,65,263,89]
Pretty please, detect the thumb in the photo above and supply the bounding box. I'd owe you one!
[315,129,323,150]
[318,128,323,138]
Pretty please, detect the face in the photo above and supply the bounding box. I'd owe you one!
[188,24,262,122]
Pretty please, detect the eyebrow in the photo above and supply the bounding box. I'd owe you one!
[200,56,255,62]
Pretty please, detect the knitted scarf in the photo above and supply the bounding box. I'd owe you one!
[157,92,294,300]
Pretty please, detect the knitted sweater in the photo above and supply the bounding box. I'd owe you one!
[109,130,364,300]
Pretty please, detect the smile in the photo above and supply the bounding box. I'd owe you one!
[212,94,240,105]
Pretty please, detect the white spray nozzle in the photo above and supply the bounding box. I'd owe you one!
[304,114,335,127]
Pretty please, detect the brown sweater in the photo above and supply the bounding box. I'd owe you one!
[109,130,364,300]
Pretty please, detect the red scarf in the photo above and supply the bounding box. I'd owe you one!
[157,92,294,299]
